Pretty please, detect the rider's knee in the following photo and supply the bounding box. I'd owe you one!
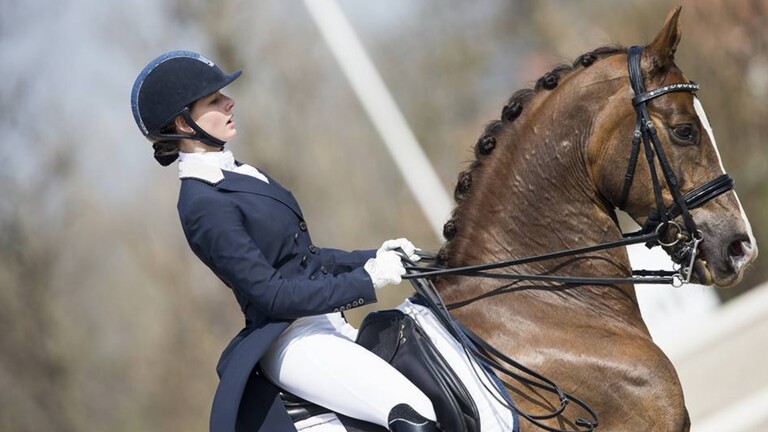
[387,404,440,432]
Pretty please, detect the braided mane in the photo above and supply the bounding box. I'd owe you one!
[437,45,626,265]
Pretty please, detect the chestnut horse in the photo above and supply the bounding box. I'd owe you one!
[435,7,757,431]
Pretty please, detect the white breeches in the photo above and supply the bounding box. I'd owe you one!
[260,312,436,428]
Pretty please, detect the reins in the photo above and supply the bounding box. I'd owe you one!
[400,46,736,432]
[404,231,677,286]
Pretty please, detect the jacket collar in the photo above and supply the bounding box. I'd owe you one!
[179,160,225,184]
[179,160,303,218]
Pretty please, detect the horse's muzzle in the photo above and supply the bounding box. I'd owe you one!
[698,230,757,287]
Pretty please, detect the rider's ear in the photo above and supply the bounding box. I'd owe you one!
[644,6,682,76]
[175,115,193,134]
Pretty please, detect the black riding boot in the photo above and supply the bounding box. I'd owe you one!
[387,404,440,432]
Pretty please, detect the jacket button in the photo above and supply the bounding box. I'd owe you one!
[346,303,352,309]
[301,256,307,265]
[299,221,308,231]
[320,266,328,274]
[310,275,317,281]
[308,244,317,254]
[358,298,365,305]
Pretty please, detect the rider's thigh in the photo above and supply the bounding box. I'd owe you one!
[260,313,436,427]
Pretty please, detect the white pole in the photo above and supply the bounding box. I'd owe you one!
[303,0,453,241]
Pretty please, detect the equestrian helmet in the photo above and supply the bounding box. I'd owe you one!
[131,50,241,144]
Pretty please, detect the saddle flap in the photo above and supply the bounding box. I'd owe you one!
[357,310,481,432]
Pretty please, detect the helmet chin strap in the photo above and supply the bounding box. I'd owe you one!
[147,107,227,152]
[179,109,227,148]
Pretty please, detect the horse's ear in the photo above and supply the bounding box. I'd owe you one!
[644,6,683,73]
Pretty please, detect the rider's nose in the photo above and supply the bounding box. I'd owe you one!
[224,95,235,113]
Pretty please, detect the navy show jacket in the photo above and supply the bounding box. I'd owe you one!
[176,159,377,432]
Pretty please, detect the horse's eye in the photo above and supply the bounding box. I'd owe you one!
[671,124,699,145]
[674,125,692,138]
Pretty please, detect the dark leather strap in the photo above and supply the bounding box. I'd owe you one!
[668,173,733,218]
[617,128,642,210]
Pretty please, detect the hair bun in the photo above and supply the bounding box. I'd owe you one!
[152,141,180,166]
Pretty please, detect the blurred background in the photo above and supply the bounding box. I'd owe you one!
[1,0,766,431]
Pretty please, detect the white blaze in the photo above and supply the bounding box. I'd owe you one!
[693,97,756,247]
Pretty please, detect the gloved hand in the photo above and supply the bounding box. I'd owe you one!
[379,238,421,263]
[364,249,406,290]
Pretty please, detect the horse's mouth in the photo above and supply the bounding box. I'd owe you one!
[692,257,713,286]
[692,253,743,288]
[665,241,715,286]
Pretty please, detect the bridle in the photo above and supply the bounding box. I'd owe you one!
[618,45,734,282]
[400,46,737,432]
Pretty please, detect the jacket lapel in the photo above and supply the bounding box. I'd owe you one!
[217,171,304,218]
[179,160,303,218]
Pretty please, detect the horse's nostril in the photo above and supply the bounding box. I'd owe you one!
[728,240,747,258]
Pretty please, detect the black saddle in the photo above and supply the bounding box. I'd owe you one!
[279,309,480,432]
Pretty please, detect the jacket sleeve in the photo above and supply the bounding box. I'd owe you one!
[318,247,376,275]
[181,195,377,320]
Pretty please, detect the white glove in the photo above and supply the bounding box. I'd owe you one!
[364,249,406,289]
[379,238,421,262]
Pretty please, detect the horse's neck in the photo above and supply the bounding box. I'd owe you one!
[440,91,643,321]
[470,133,627,271]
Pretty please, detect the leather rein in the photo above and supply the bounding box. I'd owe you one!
[399,46,735,432]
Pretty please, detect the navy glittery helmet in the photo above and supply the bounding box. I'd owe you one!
[131,50,241,164]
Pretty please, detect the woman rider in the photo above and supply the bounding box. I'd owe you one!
[131,50,438,432]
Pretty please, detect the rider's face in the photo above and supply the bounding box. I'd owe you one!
[188,91,237,142]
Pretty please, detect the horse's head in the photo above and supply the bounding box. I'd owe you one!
[592,7,757,287]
